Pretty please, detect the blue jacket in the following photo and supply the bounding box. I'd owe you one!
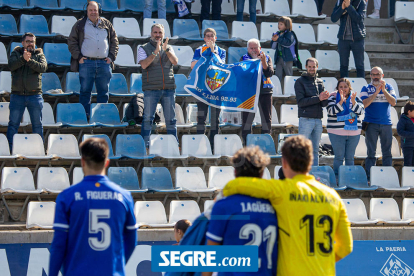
[331,0,366,41]
[397,114,414,148]
[271,30,297,63]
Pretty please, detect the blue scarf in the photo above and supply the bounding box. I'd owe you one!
[172,0,190,17]
[242,53,274,89]
[336,92,358,131]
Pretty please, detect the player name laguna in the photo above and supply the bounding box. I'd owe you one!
[240,201,275,214]
[74,191,123,201]
[289,192,338,205]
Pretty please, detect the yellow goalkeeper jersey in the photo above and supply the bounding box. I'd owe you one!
[223,175,353,276]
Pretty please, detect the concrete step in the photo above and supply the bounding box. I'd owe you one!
[365,43,414,53]
[368,53,414,70]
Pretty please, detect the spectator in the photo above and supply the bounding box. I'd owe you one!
[145,0,166,19]
[331,0,366,78]
[174,219,192,244]
[294,57,329,166]
[49,138,137,276]
[7,33,47,151]
[397,101,414,166]
[201,0,221,22]
[191,28,226,150]
[327,78,364,175]
[68,1,119,117]
[137,24,179,148]
[271,16,298,82]
[240,39,274,145]
[237,0,257,23]
[361,66,396,179]
[174,0,192,19]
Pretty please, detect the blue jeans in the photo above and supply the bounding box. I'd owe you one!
[237,0,257,23]
[141,89,177,147]
[200,0,222,22]
[7,94,43,150]
[365,123,393,179]
[144,0,166,19]
[328,133,360,175]
[79,59,112,116]
[338,39,365,78]
[299,117,323,166]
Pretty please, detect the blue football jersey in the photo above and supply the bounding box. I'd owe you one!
[52,175,137,276]
[206,195,278,276]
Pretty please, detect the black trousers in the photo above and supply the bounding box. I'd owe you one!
[197,101,220,149]
[241,93,272,145]
[200,0,222,22]
[403,147,414,166]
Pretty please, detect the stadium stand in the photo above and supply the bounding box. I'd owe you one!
[342,199,378,225]
[26,201,56,229]
[37,167,70,194]
[370,198,410,225]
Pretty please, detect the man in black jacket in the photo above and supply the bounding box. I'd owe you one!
[7,32,47,150]
[331,0,366,78]
[294,58,329,166]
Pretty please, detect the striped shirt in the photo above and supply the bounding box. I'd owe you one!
[326,91,364,135]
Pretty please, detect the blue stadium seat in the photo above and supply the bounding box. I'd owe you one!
[42,73,73,96]
[90,103,128,127]
[107,167,147,193]
[129,73,143,94]
[9,42,37,54]
[95,0,124,11]
[19,15,55,37]
[108,73,134,97]
[29,0,64,10]
[64,72,96,95]
[141,167,181,192]
[173,19,202,40]
[0,14,17,36]
[60,0,84,10]
[310,166,346,190]
[119,0,145,12]
[246,134,280,158]
[82,134,119,159]
[56,103,95,127]
[43,43,71,67]
[175,74,189,96]
[0,0,30,9]
[115,134,154,159]
[227,47,247,64]
[202,20,233,41]
[338,166,378,191]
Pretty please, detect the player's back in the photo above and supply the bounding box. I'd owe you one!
[53,175,136,276]
[207,194,278,276]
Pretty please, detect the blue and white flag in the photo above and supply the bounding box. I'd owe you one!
[184,51,262,113]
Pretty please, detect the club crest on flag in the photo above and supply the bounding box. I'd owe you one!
[205,66,230,94]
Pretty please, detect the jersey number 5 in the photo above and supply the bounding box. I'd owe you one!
[89,209,111,251]
[300,214,333,256]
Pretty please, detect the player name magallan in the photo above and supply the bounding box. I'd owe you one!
[240,202,275,214]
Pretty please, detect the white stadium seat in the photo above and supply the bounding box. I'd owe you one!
[317,24,339,45]
[291,0,326,19]
[171,45,193,68]
[169,200,201,224]
[395,2,414,22]
[149,134,188,159]
[204,200,215,211]
[347,78,368,97]
[37,167,70,193]
[283,76,299,97]
[370,198,410,225]
[0,42,7,65]
[72,167,84,185]
[12,134,51,159]
[214,134,243,157]
[370,167,409,191]
[51,16,77,37]
[260,22,279,42]
[0,133,16,159]
[402,198,414,224]
[0,71,11,93]
[26,202,56,229]
[342,199,378,225]
[321,77,338,93]
[298,50,312,67]
[142,18,172,38]
[384,78,409,100]
[181,134,221,159]
[115,45,140,68]
[280,104,299,127]
[47,134,81,159]
[176,167,216,192]
[274,165,282,179]
[231,21,259,41]
[222,0,236,15]
[316,50,340,71]
[263,167,271,179]
[354,135,367,158]
[135,201,174,228]
[402,167,414,189]
[0,102,10,126]
[1,167,40,194]
[208,166,235,189]
[390,106,399,130]
[261,48,276,61]
[113,17,146,39]
[270,76,284,98]
[22,102,62,127]
[263,0,296,17]
[243,0,263,15]
[292,23,323,45]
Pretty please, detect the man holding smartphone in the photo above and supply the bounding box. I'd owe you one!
[137,23,179,148]
[7,32,47,151]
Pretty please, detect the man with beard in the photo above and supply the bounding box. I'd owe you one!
[68,1,118,117]
[239,39,274,146]
[7,32,47,151]
[294,57,330,166]
[137,23,179,148]
[191,28,226,151]
[360,66,396,179]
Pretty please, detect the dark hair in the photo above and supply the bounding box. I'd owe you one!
[306,57,318,67]
[278,16,292,31]
[336,78,353,92]
[22,32,35,42]
[281,136,313,174]
[232,146,270,178]
[404,101,414,115]
[278,167,285,180]
[79,138,109,171]
[204,28,216,37]
[174,219,191,233]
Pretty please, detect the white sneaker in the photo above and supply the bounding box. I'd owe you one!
[368,10,380,18]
